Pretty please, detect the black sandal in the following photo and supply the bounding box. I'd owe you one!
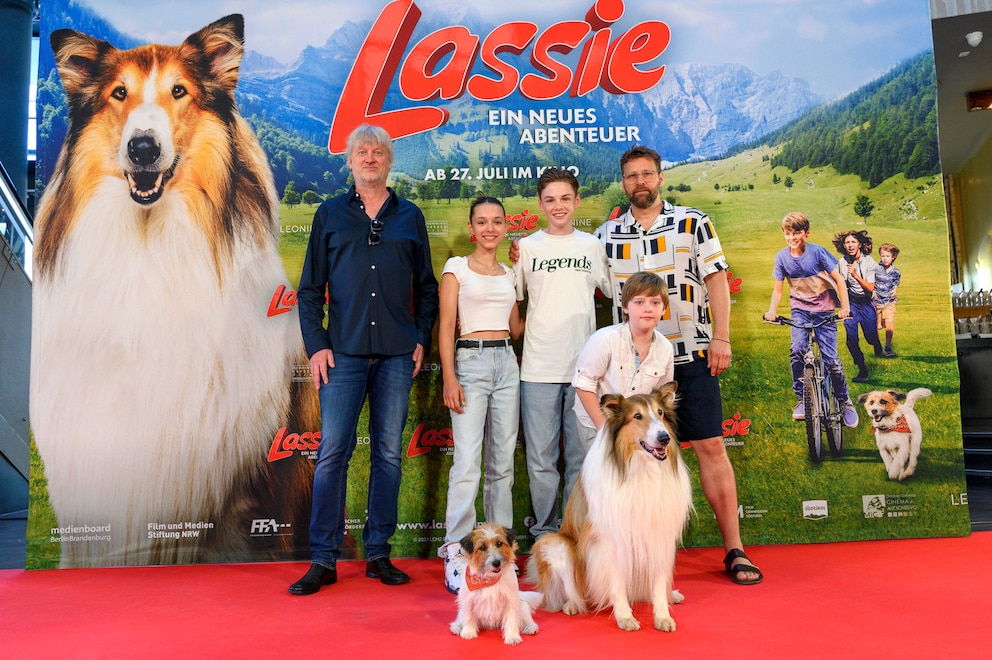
[724,548,763,585]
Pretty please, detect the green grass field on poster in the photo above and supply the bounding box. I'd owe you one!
[26,146,970,569]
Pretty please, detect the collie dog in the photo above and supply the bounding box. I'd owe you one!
[451,524,542,645]
[856,388,932,481]
[31,15,317,567]
[527,384,693,632]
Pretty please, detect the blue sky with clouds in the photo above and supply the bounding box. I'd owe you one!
[79,0,934,100]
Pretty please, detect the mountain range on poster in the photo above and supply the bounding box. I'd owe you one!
[228,9,824,163]
[36,4,931,192]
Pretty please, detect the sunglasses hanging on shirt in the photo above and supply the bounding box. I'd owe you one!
[369,217,384,246]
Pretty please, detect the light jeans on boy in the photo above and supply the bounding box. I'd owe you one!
[521,381,581,537]
[570,420,598,497]
[441,343,519,550]
[789,308,849,401]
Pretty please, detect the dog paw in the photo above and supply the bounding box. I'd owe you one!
[449,622,463,636]
[616,615,641,632]
[503,634,523,646]
[670,589,684,604]
[654,615,677,632]
[522,623,538,635]
[459,627,479,640]
[563,601,580,616]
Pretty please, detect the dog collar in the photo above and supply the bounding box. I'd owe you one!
[875,414,911,434]
[465,570,501,591]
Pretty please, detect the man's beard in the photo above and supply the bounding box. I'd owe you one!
[354,167,389,188]
[628,187,659,209]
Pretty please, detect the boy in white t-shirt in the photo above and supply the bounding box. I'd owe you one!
[513,168,612,538]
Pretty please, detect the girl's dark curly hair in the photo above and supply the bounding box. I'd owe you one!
[832,229,872,257]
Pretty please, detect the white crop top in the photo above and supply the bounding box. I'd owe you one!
[442,256,516,335]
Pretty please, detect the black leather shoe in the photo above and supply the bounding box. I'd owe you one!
[288,563,337,595]
[365,557,410,585]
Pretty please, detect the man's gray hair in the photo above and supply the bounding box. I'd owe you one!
[345,124,394,163]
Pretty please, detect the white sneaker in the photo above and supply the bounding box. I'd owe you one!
[442,543,467,594]
[792,402,805,420]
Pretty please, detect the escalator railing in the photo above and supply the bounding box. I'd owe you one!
[0,157,32,513]
[0,159,32,279]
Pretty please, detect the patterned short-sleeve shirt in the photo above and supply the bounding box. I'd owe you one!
[595,202,729,364]
[874,264,901,306]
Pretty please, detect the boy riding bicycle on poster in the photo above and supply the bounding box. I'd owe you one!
[762,211,859,428]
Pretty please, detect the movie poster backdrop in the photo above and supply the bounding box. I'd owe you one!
[27,0,971,568]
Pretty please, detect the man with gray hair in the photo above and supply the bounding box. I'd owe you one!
[290,124,439,594]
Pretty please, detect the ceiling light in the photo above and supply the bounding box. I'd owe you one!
[967,31,984,48]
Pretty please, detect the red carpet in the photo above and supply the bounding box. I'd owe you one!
[3,533,990,658]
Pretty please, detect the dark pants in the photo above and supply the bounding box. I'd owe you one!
[309,352,413,567]
[845,297,881,367]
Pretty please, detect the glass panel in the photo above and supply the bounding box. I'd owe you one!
[0,160,33,280]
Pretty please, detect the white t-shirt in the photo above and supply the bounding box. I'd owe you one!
[514,230,612,382]
[442,256,516,335]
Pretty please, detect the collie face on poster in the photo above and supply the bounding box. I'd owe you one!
[856,387,932,481]
[527,384,693,632]
[30,15,317,567]
[450,524,542,645]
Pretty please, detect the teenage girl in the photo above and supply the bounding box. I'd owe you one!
[437,195,524,593]
[833,229,883,383]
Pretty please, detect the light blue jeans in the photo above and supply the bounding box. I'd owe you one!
[309,352,412,568]
[790,308,849,401]
[442,344,519,548]
[521,381,581,537]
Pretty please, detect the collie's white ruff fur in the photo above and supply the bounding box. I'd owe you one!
[451,524,541,645]
[31,16,315,567]
[857,387,932,481]
[527,385,693,632]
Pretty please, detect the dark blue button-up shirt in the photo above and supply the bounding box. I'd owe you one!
[298,186,439,358]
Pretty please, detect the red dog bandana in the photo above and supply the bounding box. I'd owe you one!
[875,414,911,434]
[465,570,501,591]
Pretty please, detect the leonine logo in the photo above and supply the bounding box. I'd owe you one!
[329,0,672,152]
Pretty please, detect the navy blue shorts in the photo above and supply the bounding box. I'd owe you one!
[673,353,724,442]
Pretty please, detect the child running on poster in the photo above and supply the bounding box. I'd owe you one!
[832,229,884,383]
[874,243,902,357]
